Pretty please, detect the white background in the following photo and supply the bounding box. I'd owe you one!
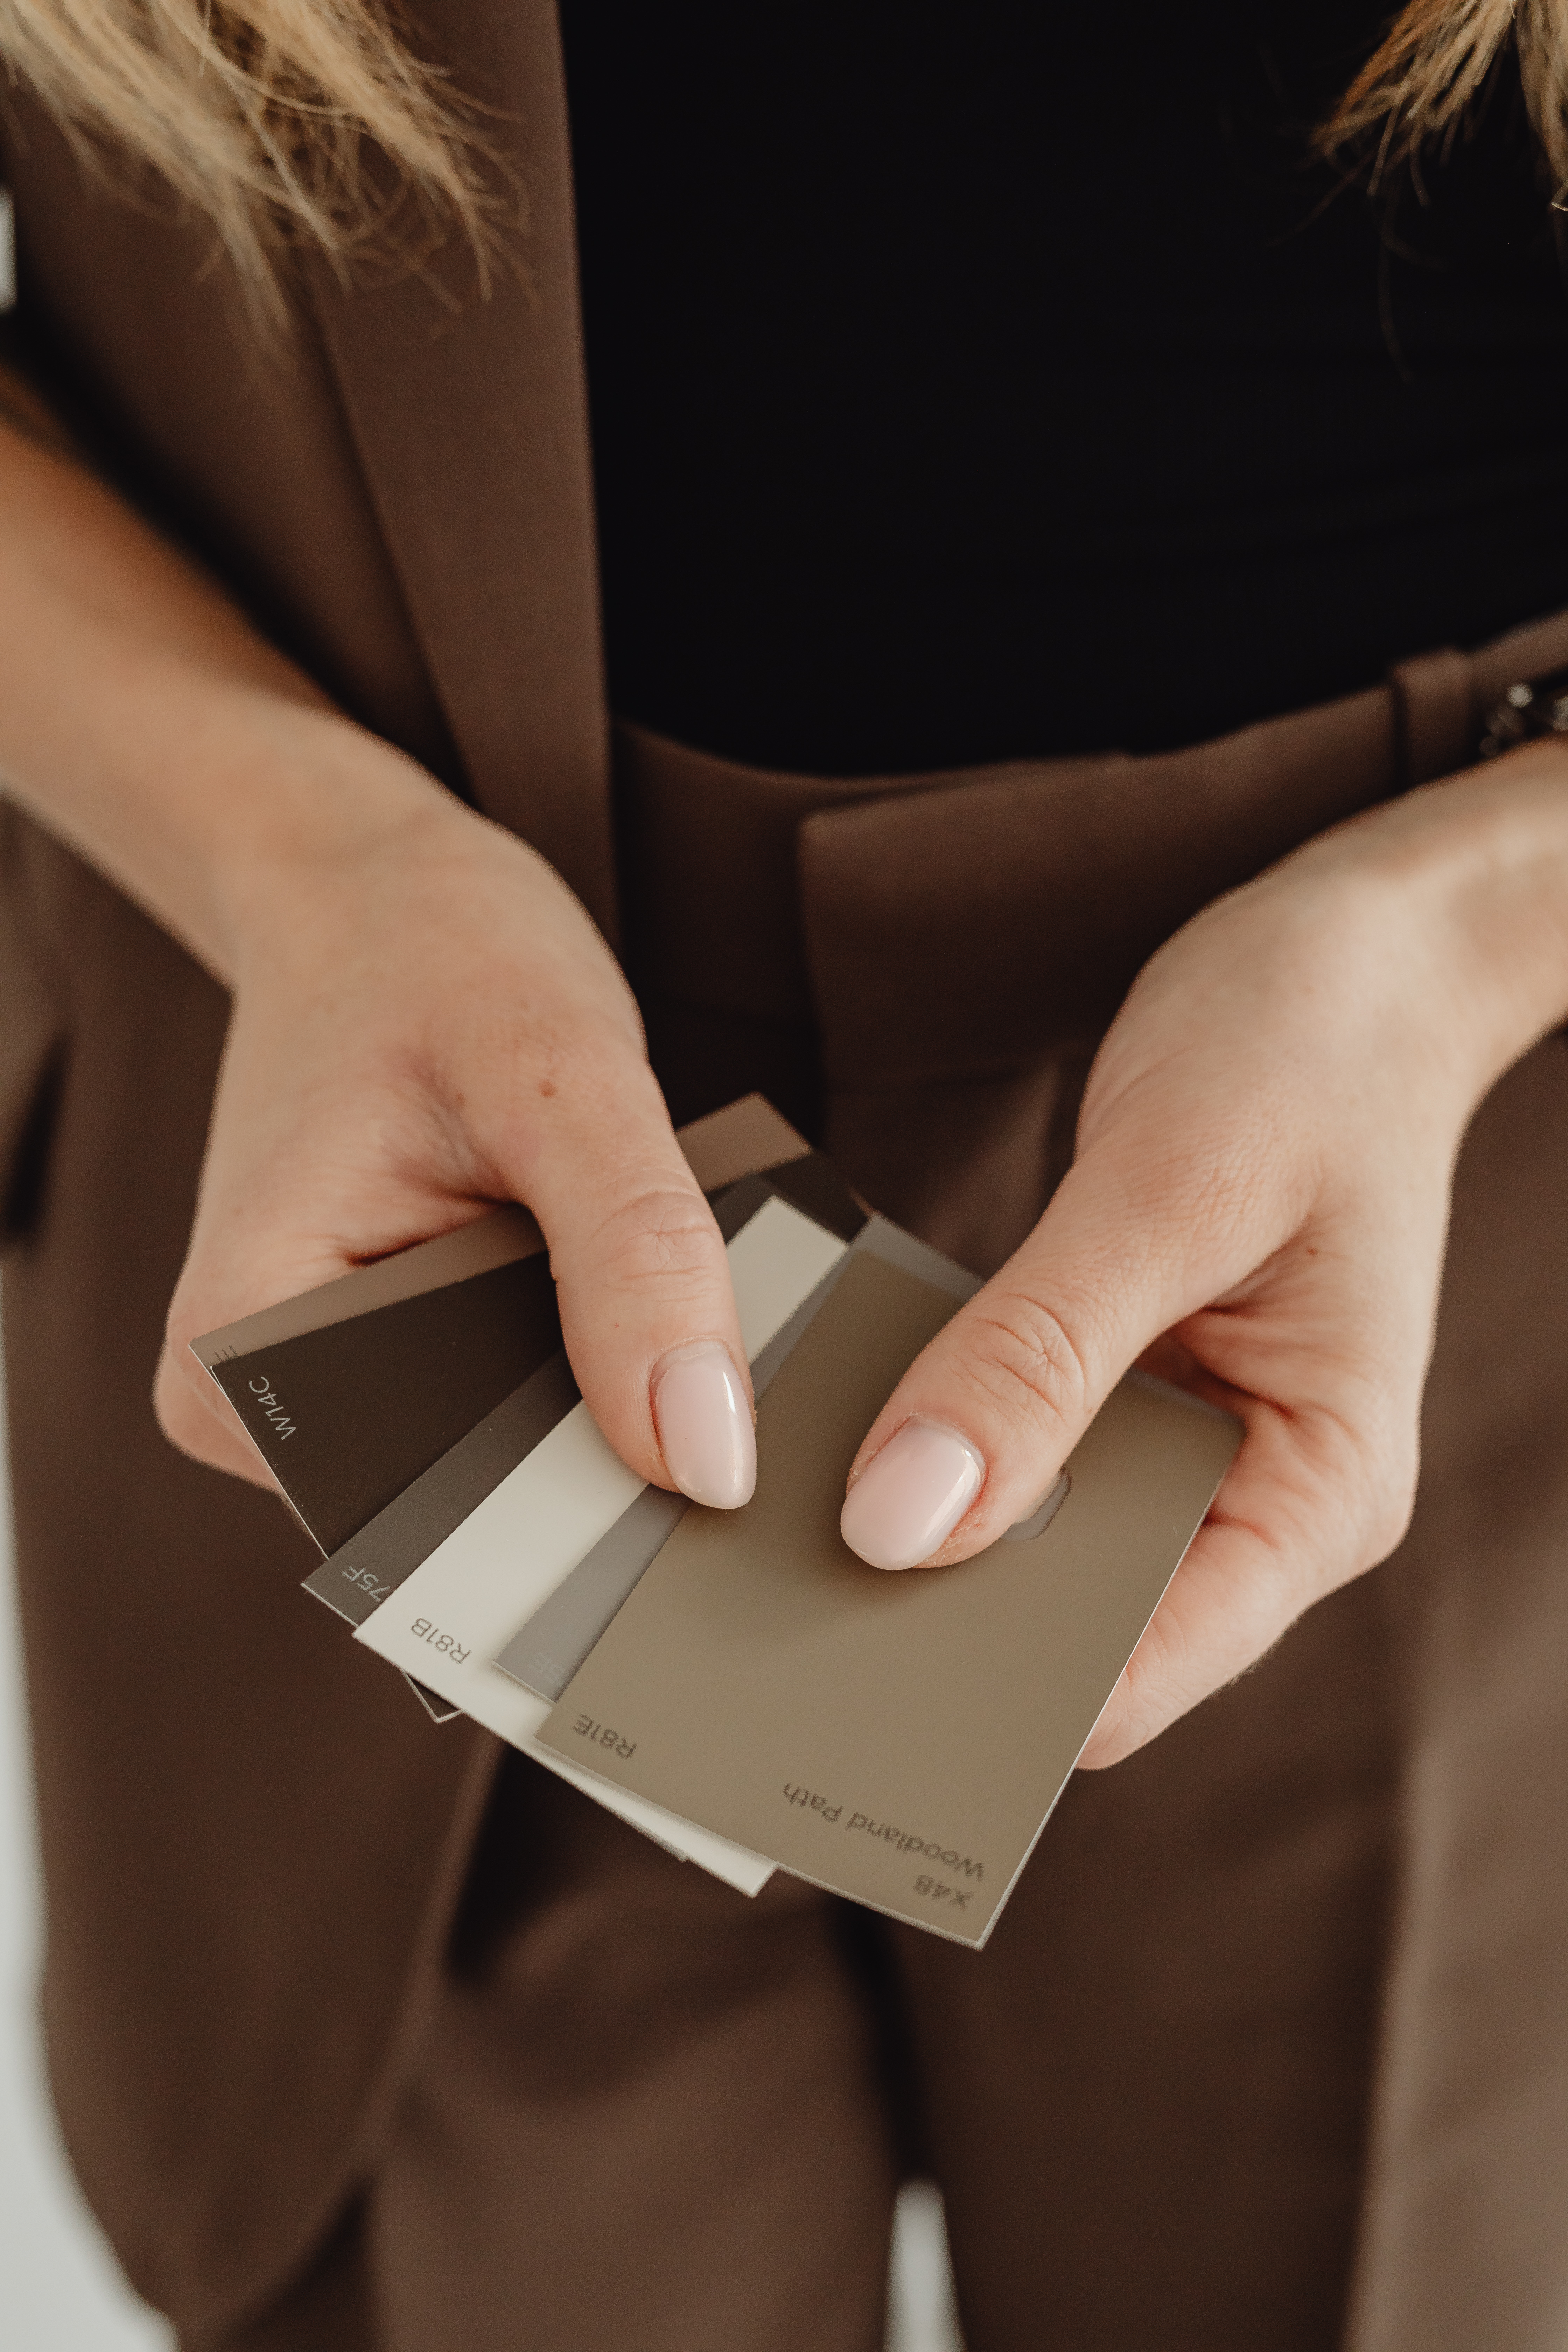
[0,1342,960,2350]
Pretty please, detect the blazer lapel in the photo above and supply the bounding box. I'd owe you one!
[309,0,617,941]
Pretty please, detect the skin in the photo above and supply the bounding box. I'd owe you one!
[4,400,1568,1771]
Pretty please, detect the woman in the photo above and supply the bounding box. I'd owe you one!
[2,1,1567,2344]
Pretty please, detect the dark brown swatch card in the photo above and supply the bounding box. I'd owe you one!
[539,1250,1240,1947]
[210,1250,564,1557]
[191,1096,828,1566]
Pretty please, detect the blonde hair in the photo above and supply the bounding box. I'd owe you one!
[0,0,495,316]
[1323,0,1568,187]
[0,0,1562,318]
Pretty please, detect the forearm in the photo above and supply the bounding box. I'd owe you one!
[0,409,457,986]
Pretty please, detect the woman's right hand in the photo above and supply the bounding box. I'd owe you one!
[152,756,756,1512]
[0,409,751,1516]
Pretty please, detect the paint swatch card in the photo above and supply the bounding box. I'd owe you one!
[190,1096,840,1892]
[210,1244,561,1556]
[195,1094,817,1553]
[538,1249,1240,1947]
[348,1192,855,1848]
[191,1094,1240,1940]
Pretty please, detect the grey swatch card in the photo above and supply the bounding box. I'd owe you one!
[539,1250,1240,1947]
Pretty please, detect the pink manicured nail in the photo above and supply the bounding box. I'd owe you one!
[840,1419,985,1571]
[652,1343,756,1509]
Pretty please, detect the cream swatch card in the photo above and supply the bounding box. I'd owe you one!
[352,1194,851,1893]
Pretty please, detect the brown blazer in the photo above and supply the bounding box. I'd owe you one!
[0,0,608,2331]
[5,9,1568,2347]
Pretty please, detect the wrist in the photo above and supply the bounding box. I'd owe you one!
[191,705,469,987]
[1304,740,1568,1102]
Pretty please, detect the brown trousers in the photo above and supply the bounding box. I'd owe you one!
[8,619,1568,2350]
[212,1581,1390,2352]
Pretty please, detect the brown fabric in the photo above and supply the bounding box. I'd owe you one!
[0,821,500,2338]
[6,590,1568,2352]
[369,1773,899,2352]
[904,1569,1394,2349]
[1345,1043,1568,2351]
[205,1616,1390,2352]
[173,988,1568,2352]
[622,611,1568,1273]
[0,353,78,457]
[0,802,65,1245]
[0,16,613,2323]
[0,125,459,789]
[196,2212,379,2352]
[304,0,616,941]
[1390,650,1475,790]
[0,7,615,933]
[0,6,1567,2344]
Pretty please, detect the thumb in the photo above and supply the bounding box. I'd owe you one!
[839,1153,1252,1570]
[513,1054,756,1507]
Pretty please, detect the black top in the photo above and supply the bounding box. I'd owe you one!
[560,2,1568,774]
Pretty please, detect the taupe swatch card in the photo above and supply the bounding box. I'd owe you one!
[540,1250,1240,1947]
[191,1092,1241,1939]
[489,1215,945,1702]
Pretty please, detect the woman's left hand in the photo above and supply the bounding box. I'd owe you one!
[838,743,1568,1766]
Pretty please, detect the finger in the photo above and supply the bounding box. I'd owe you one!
[839,1148,1261,1571]
[153,1334,283,1489]
[1076,1380,1413,1765]
[1075,1517,1296,1769]
[498,1044,755,1506]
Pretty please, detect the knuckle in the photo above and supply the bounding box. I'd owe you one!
[592,1184,726,1302]
[957,1288,1094,1440]
[483,1031,658,1166]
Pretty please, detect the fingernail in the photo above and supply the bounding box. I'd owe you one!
[840,1419,985,1571]
[652,1342,756,1508]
